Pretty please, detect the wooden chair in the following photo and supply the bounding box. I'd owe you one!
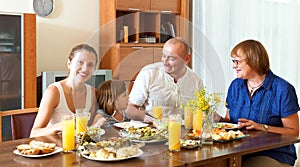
[0,107,38,142]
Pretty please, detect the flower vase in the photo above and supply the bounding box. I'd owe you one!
[201,111,214,145]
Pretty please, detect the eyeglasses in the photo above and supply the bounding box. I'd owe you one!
[231,58,247,65]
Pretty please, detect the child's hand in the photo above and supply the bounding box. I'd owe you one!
[92,117,107,128]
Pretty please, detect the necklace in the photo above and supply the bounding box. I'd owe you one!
[248,81,263,96]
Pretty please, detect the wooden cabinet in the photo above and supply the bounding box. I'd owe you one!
[99,0,190,90]
[116,0,151,11]
[0,13,36,109]
[116,0,181,13]
[100,43,163,80]
[0,13,36,141]
[151,0,181,13]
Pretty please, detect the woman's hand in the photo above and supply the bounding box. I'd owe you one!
[237,118,264,131]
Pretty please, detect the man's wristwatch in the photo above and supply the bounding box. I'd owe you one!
[263,124,269,132]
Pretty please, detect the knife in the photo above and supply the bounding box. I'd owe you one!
[145,112,157,120]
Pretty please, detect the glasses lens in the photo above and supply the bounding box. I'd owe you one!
[232,59,246,65]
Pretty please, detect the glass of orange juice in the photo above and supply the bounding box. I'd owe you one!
[152,100,163,119]
[184,106,193,129]
[168,114,182,152]
[62,114,75,153]
[75,108,90,134]
[193,110,203,136]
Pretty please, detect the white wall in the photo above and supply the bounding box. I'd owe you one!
[0,0,99,76]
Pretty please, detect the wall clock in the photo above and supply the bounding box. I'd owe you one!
[33,0,54,17]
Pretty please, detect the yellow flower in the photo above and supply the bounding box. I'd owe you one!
[187,88,222,114]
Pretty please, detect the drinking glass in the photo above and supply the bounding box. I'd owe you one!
[75,108,90,134]
[168,114,182,152]
[62,114,75,153]
[152,100,163,119]
[184,106,193,129]
[193,110,203,134]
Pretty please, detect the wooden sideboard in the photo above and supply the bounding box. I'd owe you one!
[99,0,191,90]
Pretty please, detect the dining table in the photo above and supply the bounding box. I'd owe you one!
[1,124,299,167]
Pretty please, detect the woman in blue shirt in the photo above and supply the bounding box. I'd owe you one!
[224,39,299,167]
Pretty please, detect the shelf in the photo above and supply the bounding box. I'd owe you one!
[99,0,190,89]
[0,42,14,45]
[115,11,178,44]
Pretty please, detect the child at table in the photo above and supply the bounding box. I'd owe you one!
[95,80,130,127]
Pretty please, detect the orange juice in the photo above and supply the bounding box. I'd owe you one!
[184,106,193,129]
[152,106,163,119]
[168,115,181,151]
[76,116,89,134]
[193,110,202,133]
[62,115,75,152]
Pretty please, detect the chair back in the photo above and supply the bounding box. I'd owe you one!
[0,108,38,142]
[11,112,37,140]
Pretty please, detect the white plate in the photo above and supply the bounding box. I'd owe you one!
[113,121,148,129]
[216,122,238,130]
[213,134,249,142]
[180,139,201,149]
[132,138,167,143]
[13,147,63,158]
[82,149,143,161]
[99,128,105,135]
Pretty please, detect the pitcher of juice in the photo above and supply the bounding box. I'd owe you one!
[62,114,75,153]
[168,114,182,152]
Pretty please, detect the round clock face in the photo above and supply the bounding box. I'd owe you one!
[33,0,54,17]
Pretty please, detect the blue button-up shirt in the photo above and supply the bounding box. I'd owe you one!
[226,70,299,166]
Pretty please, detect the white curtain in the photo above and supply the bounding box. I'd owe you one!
[192,0,300,103]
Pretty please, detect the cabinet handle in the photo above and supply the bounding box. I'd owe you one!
[161,10,172,13]
[131,46,144,49]
[128,8,140,11]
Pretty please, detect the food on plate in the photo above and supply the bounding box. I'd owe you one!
[188,129,202,137]
[114,121,148,129]
[77,127,104,145]
[180,139,201,148]
[119,126,167,141]
[217,123,237,129]
[212,128,245,141]
[16,140,56,155]
[80,137,132,154]
[80,137,144,160]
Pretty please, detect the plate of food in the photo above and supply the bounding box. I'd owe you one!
[81,148,143,161]
[131,138,167,143]
[114,121,148,129]
[77,127,106,145]
[212,128,249,142]
[180,139,201,149]
[213,135,249,143]
[119,126,168,143]
[80,137,144,161]
[14,140,62,158]
[216,122,238,130]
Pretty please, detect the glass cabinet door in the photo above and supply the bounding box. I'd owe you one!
[0,14,22,140]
